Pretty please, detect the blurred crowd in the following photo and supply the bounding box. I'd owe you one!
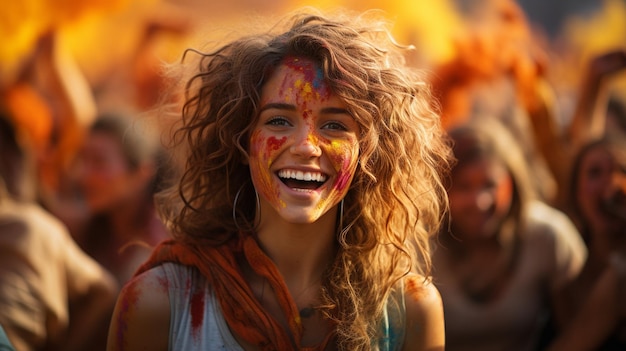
[0,0,624,350]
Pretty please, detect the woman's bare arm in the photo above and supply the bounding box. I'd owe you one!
[107,268,171,351]
[568,49,626,151]
[403,275,445,351]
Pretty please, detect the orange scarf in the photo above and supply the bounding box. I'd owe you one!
[135,234,335,350]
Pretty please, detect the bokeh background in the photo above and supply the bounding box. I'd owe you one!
[2,0,624,109]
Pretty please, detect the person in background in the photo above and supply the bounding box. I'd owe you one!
[107,8,452,351]
[536,48,626,210]
[75,113,170,285]
[432,118,587,351]
[1,30,96,238]
[551,136,626,350]
[0,111,117,351]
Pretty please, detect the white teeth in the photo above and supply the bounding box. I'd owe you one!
[278,169,327,182]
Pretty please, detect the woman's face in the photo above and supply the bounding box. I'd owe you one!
[448,157,514,240]
[249,57,360,225]
[576,144,626,234]
[78,131,145,213]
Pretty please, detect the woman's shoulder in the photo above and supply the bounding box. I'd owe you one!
[525,200,578,235]
[523,201,587,286]
[0,200,69,241]
[403,274,444,321]
[121,262,211,299]
[107,266,173,350]
[401,274,445,351]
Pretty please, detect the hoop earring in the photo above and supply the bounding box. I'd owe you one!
[337,198,344,236]
[254,188,260,228]
[337,198,355,239]
[232,183,260,231]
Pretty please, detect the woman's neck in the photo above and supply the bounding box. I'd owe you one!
[256,209,337,289]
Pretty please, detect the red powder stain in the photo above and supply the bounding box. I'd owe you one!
[190,290,206,339]
[283,56,328,96]
[330,149,354,193]
[186,274,194,293]
[406,277,419,293]
[116,278,141,350]
[405,276,427,300]
[156,275,170,290]
[267,136,286,151]
[334,171,351,193]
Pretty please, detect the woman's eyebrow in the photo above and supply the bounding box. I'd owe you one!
[321,107,351,115]
[259,103,351,117]
[259,102,296,113]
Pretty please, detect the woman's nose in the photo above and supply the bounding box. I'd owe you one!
[290,127,322,158]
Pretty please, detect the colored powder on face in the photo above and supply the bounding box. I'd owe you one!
[327,139,358,193]
[307,130,319,147]
[284,57,326,92]
[249,132,283,209]
[334,170,352,194]
[190,290,206,339]
[283,77,316,116]
[282,56,329,101]
[267,136,287,153]
[327,140,348,169]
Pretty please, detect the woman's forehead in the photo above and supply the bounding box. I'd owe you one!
[262,56,332,103]
[280,56,325,86]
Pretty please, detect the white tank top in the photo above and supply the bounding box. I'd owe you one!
[159,263,244,350]
[159,262,405,350]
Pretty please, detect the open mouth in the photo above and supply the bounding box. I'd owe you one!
[277,169,327,191]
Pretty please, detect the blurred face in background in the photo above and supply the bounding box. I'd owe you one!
[576,143,626,235]
[77,130,150,214]
[448,156,514,240]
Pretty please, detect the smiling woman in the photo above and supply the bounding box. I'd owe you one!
[107,8,452,351]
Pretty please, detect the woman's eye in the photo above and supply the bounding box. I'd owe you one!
[322,121,347,131]
[266,117,291,126]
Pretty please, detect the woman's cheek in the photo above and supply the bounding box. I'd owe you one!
[249,158,272,202]
[249,132,286,206]
[327,139,358,195]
